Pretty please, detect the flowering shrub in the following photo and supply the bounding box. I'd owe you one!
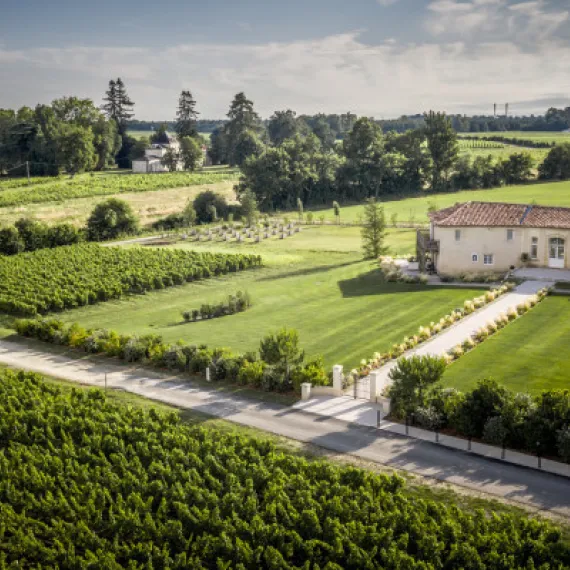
[355,283,516,376]
[445,287,550,364]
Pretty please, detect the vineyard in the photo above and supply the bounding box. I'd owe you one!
[1,369,568,568]
[0,244,261,316]
[0,169,239,208]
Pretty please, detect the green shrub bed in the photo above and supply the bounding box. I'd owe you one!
[0,244,261,316]
[14,320,328,394]
[182,291,251,322]
[1,368,569,568]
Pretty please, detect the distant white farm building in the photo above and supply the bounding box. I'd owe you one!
[132,134,210,173]
[132,136,182,174]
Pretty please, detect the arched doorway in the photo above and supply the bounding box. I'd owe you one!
[548,237,565,269]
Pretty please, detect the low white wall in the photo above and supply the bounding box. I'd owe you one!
[393,422,570,478]
[311,386,339,397]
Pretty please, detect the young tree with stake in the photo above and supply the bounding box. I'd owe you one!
[361,198,387,259]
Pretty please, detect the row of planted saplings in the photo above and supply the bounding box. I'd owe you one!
[185,223,301,243]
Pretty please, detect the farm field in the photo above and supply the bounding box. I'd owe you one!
[52,226,479,370]
[0,167,239,209]
[3,369,567,568]
[0,179,237,227]
[441,296,570,394]
[458,139,548,162]
[467,131,570,144]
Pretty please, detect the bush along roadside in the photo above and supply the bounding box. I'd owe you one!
[387,353,570,463]
[183,291,251,322]
[351,282,516,382]
[14,319,329,395]
[444,287,550,364]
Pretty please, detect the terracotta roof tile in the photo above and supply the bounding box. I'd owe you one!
[431,202,527,227]
[522,205,570,229]
[430,201,570,229]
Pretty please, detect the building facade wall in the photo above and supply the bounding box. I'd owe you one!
[433,225,570,274]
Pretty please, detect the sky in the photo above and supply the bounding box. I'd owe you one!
[1,0,570,120]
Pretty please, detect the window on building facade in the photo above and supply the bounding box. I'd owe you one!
[455,229,461,241]
[484,254,494,265]
[507,229,514,241]
[472,253,478,262]
[531,237,538,259]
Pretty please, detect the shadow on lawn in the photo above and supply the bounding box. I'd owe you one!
[338,269,442,297]
[257,259,363,282]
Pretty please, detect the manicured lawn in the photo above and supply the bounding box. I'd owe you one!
[442,296,570,394]
[55,226,478,370]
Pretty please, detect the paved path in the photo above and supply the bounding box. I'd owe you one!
[353,280,549,397]
[1,338,570,518]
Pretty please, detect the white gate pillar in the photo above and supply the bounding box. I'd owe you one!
[369,370,381,403]
[332,365,343,396]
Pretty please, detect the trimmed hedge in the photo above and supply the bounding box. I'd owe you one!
[14,318,328,394]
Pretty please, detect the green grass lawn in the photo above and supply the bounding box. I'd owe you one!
[51,226,478,370]
[442,296,570,394]
[304,179,570,225]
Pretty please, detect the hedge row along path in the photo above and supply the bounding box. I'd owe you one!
[0,244,261,316]
[348,280,550,400]
[1,337,570,518]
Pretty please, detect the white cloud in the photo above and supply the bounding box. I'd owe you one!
[1,30,569,119]
[425,0,568,41]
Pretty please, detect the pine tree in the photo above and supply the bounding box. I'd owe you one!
[175,90,199,139]
[226,92,261,165]
[361,198,387,259]
[102,78,134,135]
[102,79,118,122]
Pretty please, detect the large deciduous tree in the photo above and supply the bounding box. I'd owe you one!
[86,198,139,241]
[56,124,97,175]
[232,129,264,167]
[179,136,203,171]
[423,111,458,191]
[175,90,199,139]
[339,117,385,200]
[268,110,299,146]
[539,143,570,180]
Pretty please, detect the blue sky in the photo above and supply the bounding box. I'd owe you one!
[1,0,569,119]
